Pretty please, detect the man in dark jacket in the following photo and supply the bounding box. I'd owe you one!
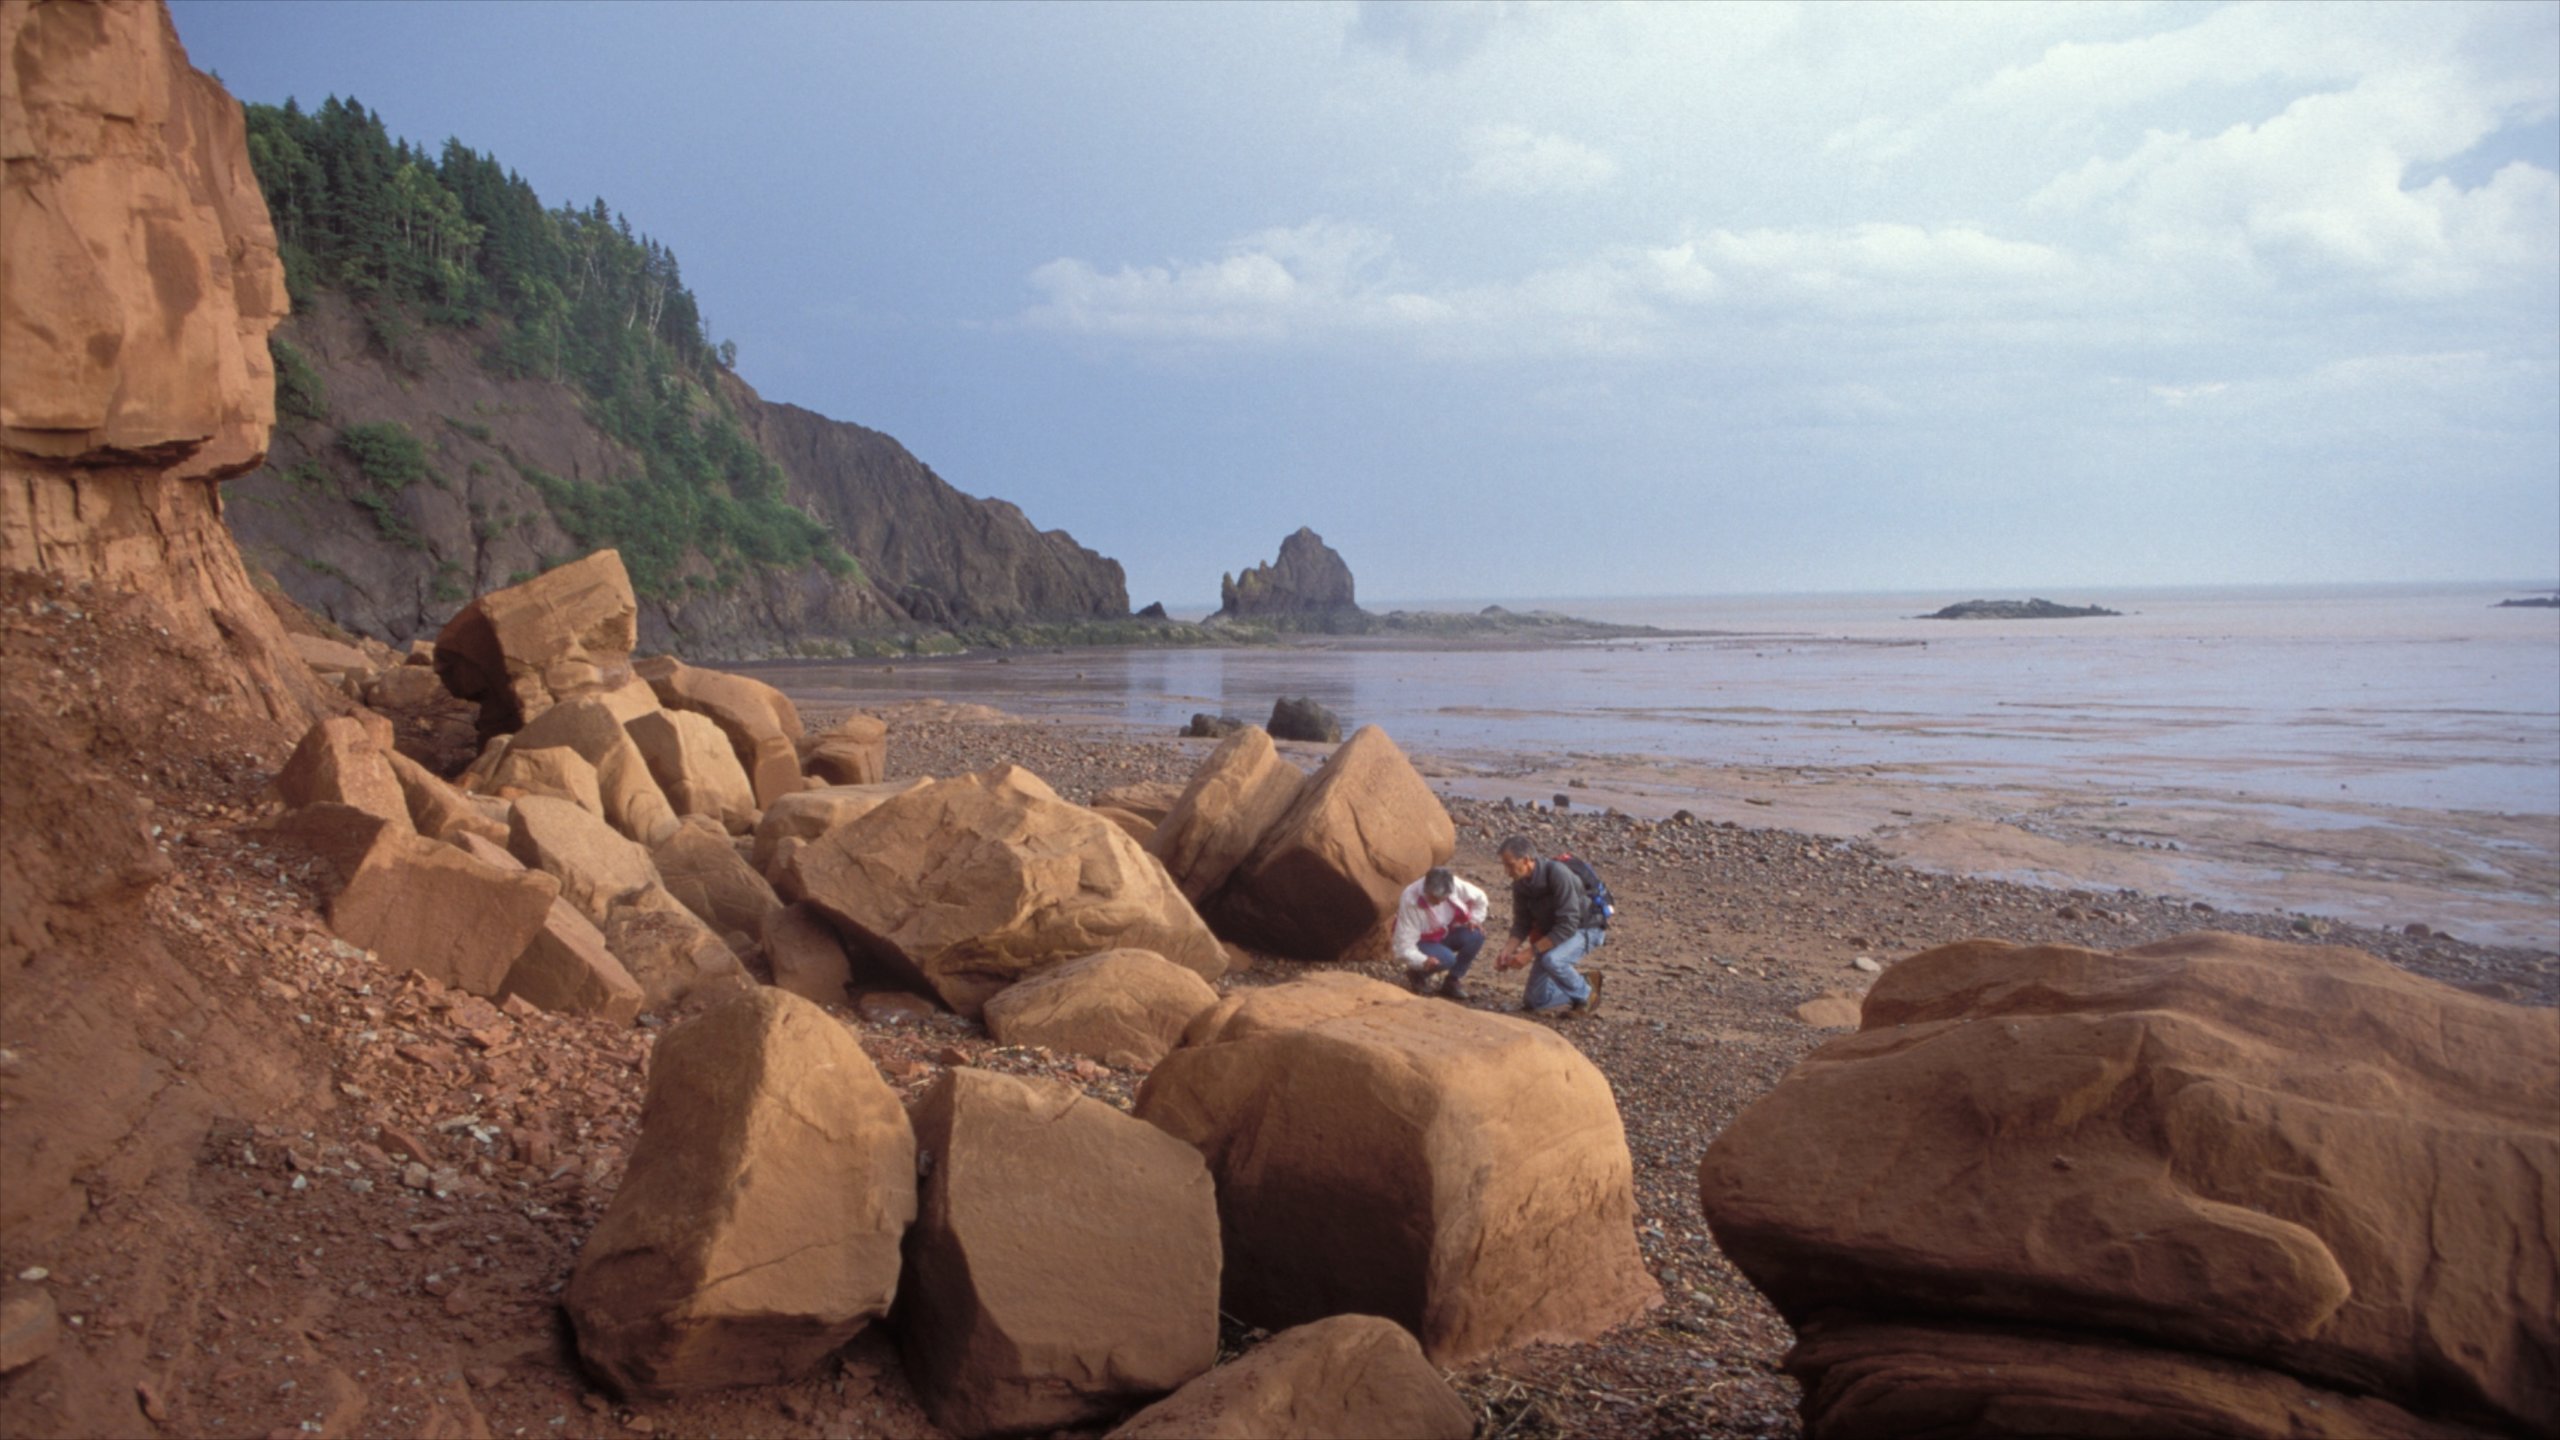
[1491,835,1605,1014]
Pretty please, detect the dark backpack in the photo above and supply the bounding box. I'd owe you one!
[1556,852,1615,929]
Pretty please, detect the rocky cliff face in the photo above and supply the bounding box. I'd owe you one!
[1,0,324,725]
[730,391,1128,628]
[224,307,1128,658]
[1215,526,1359,621]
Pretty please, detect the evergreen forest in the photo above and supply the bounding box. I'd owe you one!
[242,96,854,599]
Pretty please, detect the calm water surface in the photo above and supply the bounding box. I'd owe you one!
[750,583,2560,819]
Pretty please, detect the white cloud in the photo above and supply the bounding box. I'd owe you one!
[1462,123,1619,196]
[1020,220,1447,344]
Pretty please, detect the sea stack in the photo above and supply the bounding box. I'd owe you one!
[1215,527,1362,623]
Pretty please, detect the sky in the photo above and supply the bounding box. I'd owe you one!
[168,1,2560,607]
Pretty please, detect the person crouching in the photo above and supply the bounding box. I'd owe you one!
[1492,835,1606,1016]
[1394,866,1489,1001]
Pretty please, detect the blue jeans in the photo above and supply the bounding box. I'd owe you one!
[1416,925,1485,986]
[1523,926,1605,1012]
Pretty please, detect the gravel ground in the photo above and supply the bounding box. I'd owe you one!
[4,636,2547,1440]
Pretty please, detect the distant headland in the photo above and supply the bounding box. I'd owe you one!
[2493,594,2559,609]
[1917,598,2123,620]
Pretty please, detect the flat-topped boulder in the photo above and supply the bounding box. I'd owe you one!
[1108,1314,1474,1440]
[981,949,1222,1068]
[786,765,1226,1018]
[280,807,558,997]
[1135,974,1660,1364]
[567,990,916,1394]
[434,551,640,736]
[1699,933,2560,1438]
[900,1068,1220,1436]
[1207,726,1454,960]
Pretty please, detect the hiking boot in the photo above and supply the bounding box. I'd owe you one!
[1437,980,1470,1003]
[1404,962,1438,994]
[1573,971,1607,1016]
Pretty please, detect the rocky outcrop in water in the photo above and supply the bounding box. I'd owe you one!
[1215,527,1360,621]
[1918,598,2121,619]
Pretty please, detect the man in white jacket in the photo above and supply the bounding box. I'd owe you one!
[1393,866,1490,1002]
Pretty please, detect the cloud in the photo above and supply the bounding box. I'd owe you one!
[1022,218,2084,358]
[1462,123,1619,196]
[1344,0,1526,71]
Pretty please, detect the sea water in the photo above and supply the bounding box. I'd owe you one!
[746,582,2560,946]
[762,582,2560,817]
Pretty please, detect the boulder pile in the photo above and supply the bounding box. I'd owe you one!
[1700,933,2560,1438]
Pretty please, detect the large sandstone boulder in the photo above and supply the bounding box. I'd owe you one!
[601,895,750,1014]
[1135,973,1659,1364]
[761,902,853,1008]
[1093,780,1185,824]
[282,807,558,996]
[501,897,644,1025]
[507,795,654,923]
[784,765,1226,1018]
[510,696,679,846]
[752,778,930,878]
[1699,934,2560,1439]
[1108,1314,1474,1440]
[567,989,916,1394]
[981,950,1221,1069]
[650,817,780,939]
[385,750,508,845]
[272,716,409,831]
[637,656,804,807]
[1145,727,1304,904]
[1207,726,1454,960]
[487,743,606,818]
[626,708,757,834]
[799,713,886,786]
[435,550,639,738]
[901,1068,1219,1437]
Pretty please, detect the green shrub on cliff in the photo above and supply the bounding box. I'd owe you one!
[340,421,429,490]
[244,96,857,602]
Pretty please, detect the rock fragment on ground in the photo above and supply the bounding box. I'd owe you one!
[981,949,1219,1068]
[1107,1313,1473,1440]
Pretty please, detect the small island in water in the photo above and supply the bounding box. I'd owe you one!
[2493,594,2559,609]
[1918,598,2123,620]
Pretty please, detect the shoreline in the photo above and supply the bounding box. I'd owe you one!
[780,685,2560,957]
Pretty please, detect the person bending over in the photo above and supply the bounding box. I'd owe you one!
[1492,835,1606,1015]
[1393,866,1489,1001]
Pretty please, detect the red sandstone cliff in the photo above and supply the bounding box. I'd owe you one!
[1,0,322,725]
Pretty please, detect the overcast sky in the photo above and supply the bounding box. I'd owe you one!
[170,1,2559,606]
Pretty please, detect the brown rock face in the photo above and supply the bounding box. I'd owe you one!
[1213,526,1358,620]
[1107,1314,1475,1440]
[900,1068,1220,1437]
[508,694,679,846]
[307,812,560,996]
[761,902,853,1008]
[980,949,1221,1069]
[1145,726,1304,904]
[567,989,917,1395]
[507,795,655,923]
[599,895,749,1014]
[1208,726,1454,960]
[1699,934,2560,1438]
[434,550,639,737]
[787,765,1227,1019]
[1136,973,1661,1364]
[0,0,325,728]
